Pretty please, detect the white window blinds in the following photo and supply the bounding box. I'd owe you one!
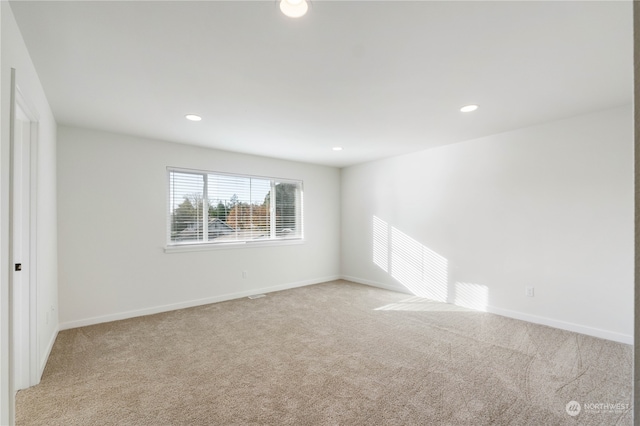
[168,168,303,245]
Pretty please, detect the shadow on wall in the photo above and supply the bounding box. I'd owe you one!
[373,216,488,312]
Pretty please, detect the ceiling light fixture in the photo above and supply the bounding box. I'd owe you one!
[280,0,308,18]
[332,147,343,151]
[185,114,202,121]
[460,105,479,113]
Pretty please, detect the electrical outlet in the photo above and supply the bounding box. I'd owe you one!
[242,271,248,279]
[525,287,535,297]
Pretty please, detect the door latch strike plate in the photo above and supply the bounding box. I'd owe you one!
[15,263,21,271]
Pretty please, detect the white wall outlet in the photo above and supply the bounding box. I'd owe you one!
[525,286,535,297]
[242,270,248,279]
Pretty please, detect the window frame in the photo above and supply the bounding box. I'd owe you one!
[165,167,304,252]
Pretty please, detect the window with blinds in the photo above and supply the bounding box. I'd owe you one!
[168,168,303,246]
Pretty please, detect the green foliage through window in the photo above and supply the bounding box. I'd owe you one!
[168,169,303,245]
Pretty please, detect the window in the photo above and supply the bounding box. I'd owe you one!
[167,168,303,246]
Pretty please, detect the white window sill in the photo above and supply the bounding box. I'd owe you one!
[165,238,305,253]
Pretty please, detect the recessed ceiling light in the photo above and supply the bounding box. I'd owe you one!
[280,0,308,18]
[185,114,202,121]
[332,147,343,151]
[460,105,479,113]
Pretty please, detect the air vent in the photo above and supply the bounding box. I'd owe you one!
[248,294,266,300]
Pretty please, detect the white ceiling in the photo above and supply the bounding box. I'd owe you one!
[9,1,633,168]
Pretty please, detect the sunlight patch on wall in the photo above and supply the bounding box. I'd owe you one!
[373,216,448,302]
[373,216,389,272]
[390,227,423,294]
[390,227,448,301]
[454,282,488,312]
[421,242,448,302]
[372,215,489,312]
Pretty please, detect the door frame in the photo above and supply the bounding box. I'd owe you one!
[9,75,39,394]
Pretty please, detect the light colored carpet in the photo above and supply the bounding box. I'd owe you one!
[16,280,632,425]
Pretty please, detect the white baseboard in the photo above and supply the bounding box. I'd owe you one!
[39,325,59,380]
[59,275,341,331]
[341,275,633,345]
[485,306,632,345]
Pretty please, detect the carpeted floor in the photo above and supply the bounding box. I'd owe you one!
[16,280,632,425]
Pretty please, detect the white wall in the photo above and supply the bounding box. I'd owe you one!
[341,105,633,344]
[57,126,341,328]
[1,3,58,424]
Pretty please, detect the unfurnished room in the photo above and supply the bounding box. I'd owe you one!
[0,1,635,425]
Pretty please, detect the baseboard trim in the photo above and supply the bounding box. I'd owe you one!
[39,325,59,380]
[341,275,633,345]
[485,306,632,345]
[59,276,341,331]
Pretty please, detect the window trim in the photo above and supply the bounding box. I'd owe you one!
[164,237,305,253]
[166,167,304,250]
